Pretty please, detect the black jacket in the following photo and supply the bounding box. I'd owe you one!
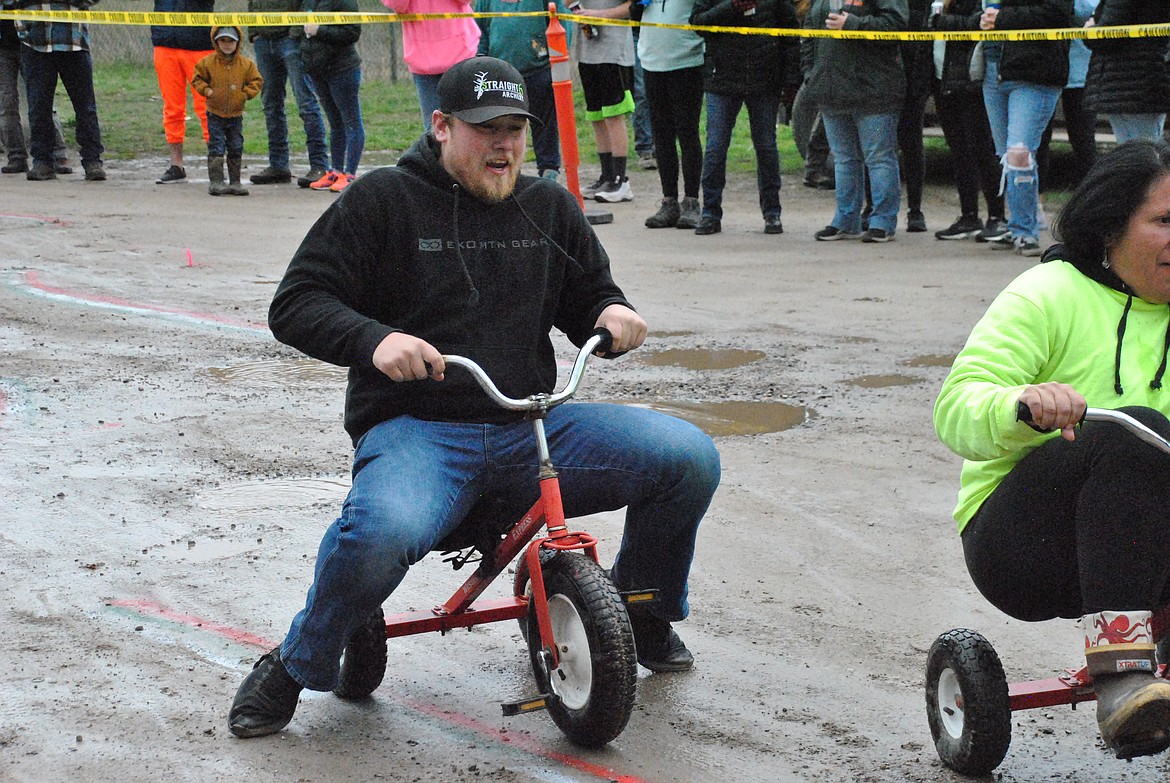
[689,0,800,96]
[939,0,1072,87]
[294,0,362,77]
[1084,0,1170,114]
[800,0,909,115]
[269,135,631,442]
[150,0,214,50]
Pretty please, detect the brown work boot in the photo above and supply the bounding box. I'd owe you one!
[1084,610,1170,759]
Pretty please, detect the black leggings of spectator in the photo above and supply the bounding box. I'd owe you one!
[1037,87,1097,192]
[897,84,929,215]
[934,83,1003,221]
[643,65,704,200]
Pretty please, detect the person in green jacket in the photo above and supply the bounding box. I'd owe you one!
[934,139,1170,760]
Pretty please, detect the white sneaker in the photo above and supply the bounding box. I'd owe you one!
[594,177,632,203]
[581,176,606,199]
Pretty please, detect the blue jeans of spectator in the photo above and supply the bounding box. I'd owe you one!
[982,57,1060,242]
[413,72,442,132]
[523,66,561,173]
[206,113,243,157]
[252,35,328,172]
[700,91,782,221]
[631,29,653,156]
[20,47,103,166]
[1108,113,1167,144]
[279,402,721,691]
[310,67,365,176]
[821,110,900,234]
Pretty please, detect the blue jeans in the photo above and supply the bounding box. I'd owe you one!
[309,66,364,176]
[1108,113,1166,144]
[20,47,103,165]
[631,29,653,155]
[413,72,442,132]
[206,113,243,157]
[280,403,721,691]
[982,57,1061,242]
[821,110,900,234]
[701,91,782,221]
[252,36,328,172]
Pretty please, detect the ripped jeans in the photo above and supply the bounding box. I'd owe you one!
[982,58,1061,243]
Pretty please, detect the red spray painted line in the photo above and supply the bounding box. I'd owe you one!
[112,597,655,783]
[108,598,276,649]
[0,212,69,225]
[404,697,655,783]
[18,270,268,331]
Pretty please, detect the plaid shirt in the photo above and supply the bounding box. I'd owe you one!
[11,0,98,53]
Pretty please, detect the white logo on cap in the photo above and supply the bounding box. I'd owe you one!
[472,71,525,103]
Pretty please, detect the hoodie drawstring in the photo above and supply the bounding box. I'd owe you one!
[1110,297,1170,395]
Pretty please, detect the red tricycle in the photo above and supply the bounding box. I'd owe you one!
[925,407,1170,774]
[323,329,650,747]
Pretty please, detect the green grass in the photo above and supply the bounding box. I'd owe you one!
[68,60,805,174]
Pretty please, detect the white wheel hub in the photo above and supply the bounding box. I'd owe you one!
[546,593,592,710]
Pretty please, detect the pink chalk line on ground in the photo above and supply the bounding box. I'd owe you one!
[110,597,654,783]
[0,212,69,225]
[11,270,268,333]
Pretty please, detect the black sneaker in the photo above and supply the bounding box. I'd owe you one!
[906,210,927,233]
[297,167,329,188]
[627,609,694,673]
[251,166,292,185]
[228,648,303,738]
[814,225,859,241]
[595,177,632,203]
[862,228,893,243]
[935,214,983,241]
[764,215,783,234]
[157,164,186,184]
[2,160,28,174]
[976,217,1010,243]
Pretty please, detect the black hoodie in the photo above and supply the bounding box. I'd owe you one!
[269,133,632,443]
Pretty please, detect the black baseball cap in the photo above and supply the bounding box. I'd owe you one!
[437,56,541,126]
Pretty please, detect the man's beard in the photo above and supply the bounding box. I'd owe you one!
[460,165,519,203]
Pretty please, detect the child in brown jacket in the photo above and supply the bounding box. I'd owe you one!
[191,26,263,195]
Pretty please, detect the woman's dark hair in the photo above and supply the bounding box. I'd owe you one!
[1054,139,1170,268]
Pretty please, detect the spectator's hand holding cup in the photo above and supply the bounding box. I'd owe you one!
[826,0,847,28]
[304,22,319,36]
[979,0,999,29]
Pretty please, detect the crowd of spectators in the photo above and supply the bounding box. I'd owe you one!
[1,0,1167,241]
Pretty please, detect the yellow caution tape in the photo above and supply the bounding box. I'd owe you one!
[0,8,1167,41]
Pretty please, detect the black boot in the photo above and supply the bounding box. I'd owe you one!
[228,647,303,738]
[627,605,694,672]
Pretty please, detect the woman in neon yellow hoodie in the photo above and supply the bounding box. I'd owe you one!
[934,139,1170,760]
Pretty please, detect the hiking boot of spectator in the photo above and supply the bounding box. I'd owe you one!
[645,197,680,228]
[694,216,721,235]
[675,197,700,229]
[764,215,783,235]
[637,150,657,170]
[250,166,292,184]
[54,158,72,175]
[906,210,927,233]
[2,159,28,174]
[26,161,55,181]
[82,161,106,181]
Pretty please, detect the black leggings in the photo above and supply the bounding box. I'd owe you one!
[643,66,704,199]
[962,406,1170,622]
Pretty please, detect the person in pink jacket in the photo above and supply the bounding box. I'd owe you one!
[382,0,480,130]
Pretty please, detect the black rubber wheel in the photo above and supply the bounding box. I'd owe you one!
[925,628,1012,776]
[333,606,388,700]
[525,551,636,747]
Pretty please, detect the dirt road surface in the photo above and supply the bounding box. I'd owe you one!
[2,156,1167,783]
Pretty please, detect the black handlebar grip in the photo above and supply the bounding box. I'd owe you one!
[591,327,614,355]
[1016,401,1032,423]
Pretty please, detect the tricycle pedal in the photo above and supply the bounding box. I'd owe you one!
[619,588,658,606]
[501,694,552,716]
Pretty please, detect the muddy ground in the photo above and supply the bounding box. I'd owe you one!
[2,154,1168,783]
